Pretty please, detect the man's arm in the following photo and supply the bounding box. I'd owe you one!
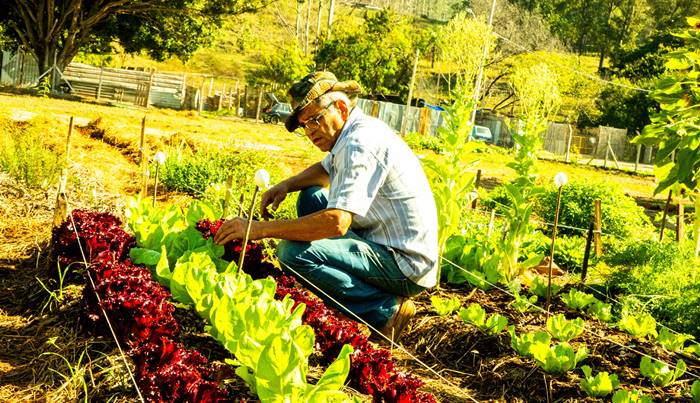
[260,161,329,219]
[213,208,352,245]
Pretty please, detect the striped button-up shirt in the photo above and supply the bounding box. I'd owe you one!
[321,108,439,288]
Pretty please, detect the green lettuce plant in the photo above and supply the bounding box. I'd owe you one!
[530,342,588,374]
[618,310,658,339]
[686,343,700,356]
[612,389,653,403]
[530,276,564,298]
[459,303,508,335]
[512,292,538,313]
[587,301,613,322]
[639,356,686,387]
[561,289,598,311]
[546,314,585,342]
[430,296,462,316]
[508,326,551,357]
[657,328,694,352]
[691,380,700,403]
[579,365,620,397]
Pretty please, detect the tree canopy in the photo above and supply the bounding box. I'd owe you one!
[0,0,269,75]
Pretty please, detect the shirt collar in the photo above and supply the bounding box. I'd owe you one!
[330,107,363,155]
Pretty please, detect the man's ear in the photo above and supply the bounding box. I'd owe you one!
[336,99,350,120]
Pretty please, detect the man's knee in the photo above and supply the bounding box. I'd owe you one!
[297,186,328,217]
[276,240,308,267]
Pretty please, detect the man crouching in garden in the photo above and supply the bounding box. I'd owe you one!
[214,71,438,342]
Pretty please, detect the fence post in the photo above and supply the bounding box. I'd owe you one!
[144,70,155,108]
[603,132,610,169]
[471,169,481,209]
[218,83,226,111]
[96,67,104,100]
[564,124,573,162]
[634,143,641,173]
[227,86,234,110]
[677,194,684,242]
[659,190,672,242]
[208,77,214,97]
[198,79,205,114]
[256,86,264,122]
[594,199,602,257]
[52,117,73,228]
[243,85,248,117]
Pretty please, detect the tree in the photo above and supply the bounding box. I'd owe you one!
[0,0,268,77]
[253,42,314,89]
[633,18,700,256]
[314,10,421,98]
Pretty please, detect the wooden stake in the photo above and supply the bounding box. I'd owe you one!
[471,169,482,209]
[581,221,594,283]
[677,195,684,242]
[52,117,73,227]
[594,199,602,257]
[238,187,260,273]
[660,190,672,242]
[139,116,148,198]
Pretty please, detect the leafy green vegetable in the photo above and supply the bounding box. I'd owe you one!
[508,326,551,357]
[639,356,685,387]
[512,292,538,313]
[530,342,588,374]
[612,389,653,403]
[561,289,598,310]
[686,343,700,356]
[529,276,564,298]
[459,303,508,335]
[579,365,619,397]
[546,314,585,342]
[587,301,613,322]
[691,379,700,403]
[430,296,462,316]
[618,310,658,339]
[657,328,693,352]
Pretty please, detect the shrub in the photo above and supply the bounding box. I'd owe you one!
[0,118,64,188]
[403,132,443,154]
[534,181,652,239]
[157,149,267,195]
[605,240,700,339]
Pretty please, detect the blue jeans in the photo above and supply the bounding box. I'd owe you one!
[276,186,425,329]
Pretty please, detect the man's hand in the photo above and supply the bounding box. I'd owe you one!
[260,182,289,219]
[214,217,250,245]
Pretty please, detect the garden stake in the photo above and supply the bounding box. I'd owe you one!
[547,173,567,312]
[237,192,245,217]
[659,190,672,241]
[237,186,259,273]
[52,117,73,228]
[580,221,594,284]
[152,152,166,207]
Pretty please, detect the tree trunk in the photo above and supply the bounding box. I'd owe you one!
[304,0,311,55]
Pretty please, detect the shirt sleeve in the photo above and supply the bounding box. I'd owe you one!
[326,141,390,217]
[320,153,332,173]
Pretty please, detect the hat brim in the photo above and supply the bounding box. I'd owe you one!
[284,80,362,132]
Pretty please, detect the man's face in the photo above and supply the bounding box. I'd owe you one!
[297,99,348,152]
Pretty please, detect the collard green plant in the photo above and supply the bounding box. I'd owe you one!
[612,389,653,403]
[618,310,658,339]
[639,356,686,387]
[508,326,551,357]
[580,365,620,397]
[430,296,462,316]
[561,289,598,311]
[546,314,585,342]
[530,342,588,374]
[657,328,693,352]
[632,17,700,257]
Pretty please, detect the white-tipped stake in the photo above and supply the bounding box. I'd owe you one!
[254,169,270,189]
[547,172,568,311]
[238,169,269,272]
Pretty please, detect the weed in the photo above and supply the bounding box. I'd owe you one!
[37,262,72,314]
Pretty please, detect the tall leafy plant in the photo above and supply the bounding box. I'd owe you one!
[633,18,700,257]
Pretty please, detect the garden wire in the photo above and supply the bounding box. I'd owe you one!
[277,260,480,402]
[64,195,145,403]
[467,207,695,338]
[438,254,700,382]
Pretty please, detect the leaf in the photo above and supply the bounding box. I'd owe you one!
[459,303,486,327]
[309,344,353,393]
[657,327,693,352]
[430,295,462,316]
[639,356,685,387]
[691,380,700,403]
[612,389,653,403]
[561,289,598,310]
[580,365,620,397]
[546,314,585,342]
[129,247,162,267]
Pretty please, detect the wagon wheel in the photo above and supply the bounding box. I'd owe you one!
[271,116,280,125]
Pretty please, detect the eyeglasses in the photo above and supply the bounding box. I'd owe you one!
[294,102,335,137]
